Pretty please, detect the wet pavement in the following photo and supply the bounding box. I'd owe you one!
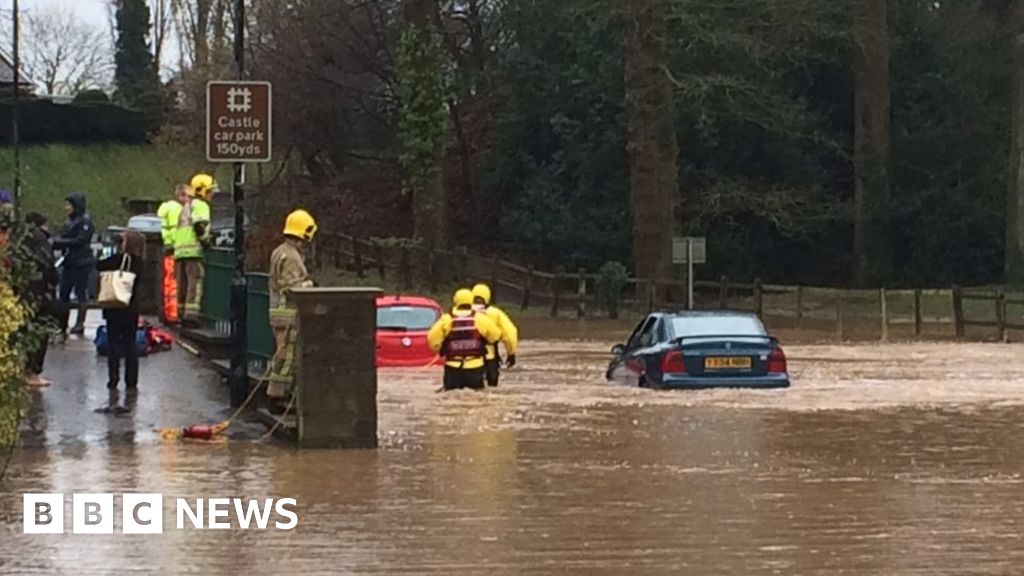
[3,315,1024,574]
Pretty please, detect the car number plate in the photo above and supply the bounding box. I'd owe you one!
[705,357,752,370]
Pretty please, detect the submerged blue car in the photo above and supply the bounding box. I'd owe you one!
[606,311,790,390]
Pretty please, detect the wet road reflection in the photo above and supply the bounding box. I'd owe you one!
[3,339,1024,574]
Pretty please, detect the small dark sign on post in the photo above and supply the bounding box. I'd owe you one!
[206,81,272,163]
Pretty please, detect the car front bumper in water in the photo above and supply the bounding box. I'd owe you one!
[659,374,790,390]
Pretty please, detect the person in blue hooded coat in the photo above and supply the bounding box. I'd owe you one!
[53,192,95,335]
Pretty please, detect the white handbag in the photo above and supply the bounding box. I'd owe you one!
[98,255,136,308]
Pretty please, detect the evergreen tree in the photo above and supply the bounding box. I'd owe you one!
[113,0,162,115]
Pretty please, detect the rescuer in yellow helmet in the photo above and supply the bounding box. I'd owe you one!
[427,289,502,391]
[172,174,217,323]
[471,283,519,387]
[267,209,317,412]
[157,184,188,324]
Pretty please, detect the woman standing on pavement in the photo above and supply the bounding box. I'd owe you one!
[53,193,95,336]
[23,212,59,387]
[97,231,144,392]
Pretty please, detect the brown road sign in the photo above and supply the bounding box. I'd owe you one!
[206,81,272,163]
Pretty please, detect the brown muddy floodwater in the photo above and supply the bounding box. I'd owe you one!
[4,338,1024,575]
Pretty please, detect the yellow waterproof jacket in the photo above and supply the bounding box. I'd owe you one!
[427,309,502,370]
[173,198,211,260]
[482,305,519,360]
[157,200,182,248]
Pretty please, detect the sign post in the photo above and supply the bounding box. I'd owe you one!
[672,237,707,310]
[206,0,272,408]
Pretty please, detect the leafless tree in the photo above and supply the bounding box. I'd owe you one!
[22,7,112,95]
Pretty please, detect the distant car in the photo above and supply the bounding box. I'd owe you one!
[606,311,790,389]
[376,296,444,368]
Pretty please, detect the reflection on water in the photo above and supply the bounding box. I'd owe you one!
[3,341,1024,574]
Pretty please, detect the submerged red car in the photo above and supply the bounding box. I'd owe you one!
[376,296,444,368]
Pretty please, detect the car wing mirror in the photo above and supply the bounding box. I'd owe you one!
[611,344,626,356]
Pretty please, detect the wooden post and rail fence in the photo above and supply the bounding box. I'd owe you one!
[298,232,1024,343]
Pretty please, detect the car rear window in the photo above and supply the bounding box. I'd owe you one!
[377,306,440,331]
[669,316,766,338]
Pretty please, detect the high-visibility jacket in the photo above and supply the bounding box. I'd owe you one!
[157,200,183,248]
[427,309,502,370]
[173,198,210,260]
[480,305,519,360]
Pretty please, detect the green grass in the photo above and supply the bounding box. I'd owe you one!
[0,145,229,231]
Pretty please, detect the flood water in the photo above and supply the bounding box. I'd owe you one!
[3,336,1024,574]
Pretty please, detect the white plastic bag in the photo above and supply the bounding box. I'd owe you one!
[98,255,136,308]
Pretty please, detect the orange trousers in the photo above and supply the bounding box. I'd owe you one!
[162,254,179,323]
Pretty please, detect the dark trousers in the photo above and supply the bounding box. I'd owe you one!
[106,315,140,388]
[443,366,485,391]
[59,265,91,330]
[26,302,58,374]
[485,357,501,387]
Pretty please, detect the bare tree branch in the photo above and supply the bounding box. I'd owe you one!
[22,6,112,95]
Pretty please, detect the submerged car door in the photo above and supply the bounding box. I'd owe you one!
[611,316,659,386]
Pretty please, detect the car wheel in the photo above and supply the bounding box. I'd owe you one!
[638,376,647,389]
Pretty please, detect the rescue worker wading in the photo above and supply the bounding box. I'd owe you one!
[174,174,216,322]
[268,209,317,412]
[157,185,187,324]
[427,289,502,391]
[471,283,519,387]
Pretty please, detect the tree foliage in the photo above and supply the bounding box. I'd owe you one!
[244,0,1016,288]
[114,0,165,126]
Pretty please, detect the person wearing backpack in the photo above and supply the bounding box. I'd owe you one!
[427,289,503,391]
[96,231,144,392]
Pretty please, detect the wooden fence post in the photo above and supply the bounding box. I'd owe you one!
[836,292,845,341]
[880,287,889,342]
[997,291,1007,342]
[648,280,657,313]
[551,268,563,318]
[753,278,764,319]
[522,266,534,311]
[376,245,387,283]
[952,286,965,338]
[428,249,439,293]
[719,276,729,309]
[913,289,922,337]
[333,242,342,270]
[577,268,587,319]
[353,238,364,279]
[400,246,413,291]
[795,286,804,329]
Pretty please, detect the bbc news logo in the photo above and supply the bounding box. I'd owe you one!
[23,494,298,534]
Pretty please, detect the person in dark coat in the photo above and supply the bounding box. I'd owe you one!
[23,212,59,387]
[53,192,95,335]
[96,231,144,391]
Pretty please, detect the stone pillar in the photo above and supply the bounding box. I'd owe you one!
[290,287,382,449]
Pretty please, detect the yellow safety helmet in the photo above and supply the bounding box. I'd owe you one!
[190,173,219,199]
[472,283,492,305]
[283,209,317,241]
[453,289,475,309]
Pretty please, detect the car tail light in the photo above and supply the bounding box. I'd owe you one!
[662,350,686,375]
[768,347,787,374]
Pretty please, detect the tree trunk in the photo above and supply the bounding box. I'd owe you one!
[403,0,447,251]
[1007,3,1024,285]
[625,0,679,299]
[852,0,892,287]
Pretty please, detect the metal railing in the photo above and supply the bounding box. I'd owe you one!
[199,248,274,373]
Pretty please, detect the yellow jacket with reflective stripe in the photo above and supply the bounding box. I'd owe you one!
[427,308,502,370]
[157,200,182,247]
[481,305,518,359]
[173,198,211,259]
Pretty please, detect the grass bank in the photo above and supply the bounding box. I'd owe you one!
[0,145,227,231]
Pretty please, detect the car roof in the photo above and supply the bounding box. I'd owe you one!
[376,295,442,309]
[653,310,760,320]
